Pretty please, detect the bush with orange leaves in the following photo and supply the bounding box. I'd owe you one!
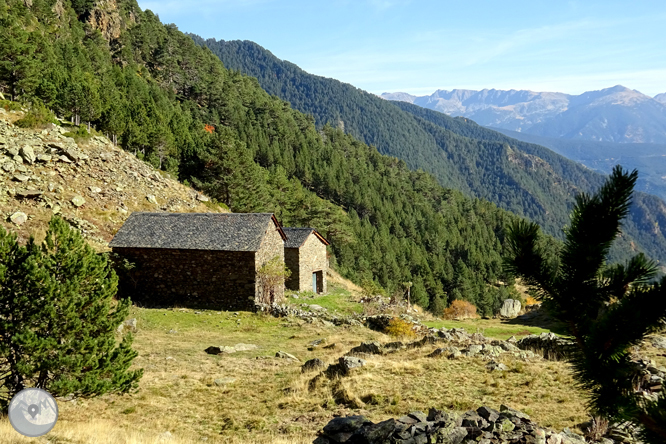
[384,317,416,338]
[525,296,539,306]
[442,300,477,320]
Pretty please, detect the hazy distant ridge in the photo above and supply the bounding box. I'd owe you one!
[382,86,666,144]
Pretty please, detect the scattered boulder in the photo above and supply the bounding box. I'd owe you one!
[276,351,300,361]
[349,341,383,355]
[147,194,158,205]
[499,299,522,318]
[204,346,223,355]
[338,356,365,374]
[71,195,85,207]
[37,154,52,162]
[302,358,326,373]
[9,211,27,225]
[486,361,509,371]
[20,145,36,164]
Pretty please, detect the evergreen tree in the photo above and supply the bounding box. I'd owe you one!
[504,166,666,443]
[0,217,142,410]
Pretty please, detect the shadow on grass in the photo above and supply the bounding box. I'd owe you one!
[501,308,570,337]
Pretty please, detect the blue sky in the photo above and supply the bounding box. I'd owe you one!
[136,0,666,97]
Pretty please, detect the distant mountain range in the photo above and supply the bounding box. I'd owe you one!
[382,86,666,144]
[192,36,666,264]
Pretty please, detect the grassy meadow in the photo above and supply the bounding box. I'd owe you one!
[0,282,597,444]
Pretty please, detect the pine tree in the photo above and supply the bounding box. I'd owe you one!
[504,166,666,443]
[0,217,142,411]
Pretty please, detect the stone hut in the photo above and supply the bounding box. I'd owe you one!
[283,227,330,294]
[109,212,287,310]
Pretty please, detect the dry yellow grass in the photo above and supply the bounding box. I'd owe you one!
[0,303,596,443]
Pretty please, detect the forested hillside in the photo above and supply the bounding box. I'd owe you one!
[0,0,549,315]
[197,38,666,264]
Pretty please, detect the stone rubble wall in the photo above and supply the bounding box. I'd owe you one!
[314,405,637,444]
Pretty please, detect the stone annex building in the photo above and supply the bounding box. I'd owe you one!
[109,212,290,311]
[283,227,330,294]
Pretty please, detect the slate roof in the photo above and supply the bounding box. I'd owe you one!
[109,212,286,252]
[283,227,330,248]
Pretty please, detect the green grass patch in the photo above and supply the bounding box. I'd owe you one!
[288,284,363,315]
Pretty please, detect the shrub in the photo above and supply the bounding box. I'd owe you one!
[525,296,539,305]
[63,124,92,141]
[0,100,21,112]
[384,317,416,338]
[0,216,142,410]
[13,101,58,128]
[442,300,477,320]
[256,256,291,304]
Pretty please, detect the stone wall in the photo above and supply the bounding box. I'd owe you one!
[300,234,327,293]
[113,247,257,311]
[255,221,286,303]
[286,234,328,293]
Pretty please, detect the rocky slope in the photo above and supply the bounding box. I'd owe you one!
[382,85,666,144]
[0,109,221,249]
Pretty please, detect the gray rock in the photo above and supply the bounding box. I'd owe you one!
[301,358,326,372]
[58,155,72,163]
[204,346,223,355]
[651,336,666,349]
[276,351,300,361]
[309,304,325,311]
[439,427,468,444]
[353,419,396,443]
[147,194,158,205]
[9,211,27,225]
[37,154,52,162]
[465,344,483,356]
[477,406,500,423]
[322,415,371,441]
[196,194,209,202]
[339,356,366,374]
[2,162,14,172]
[89,186,102,193]
[350,341,383,355]
[13,174,30,182]
[16,189,43,199]
[71,195,85,207]
[500,299,522,318]
[20,145,36,164]
[486,361,509,371]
